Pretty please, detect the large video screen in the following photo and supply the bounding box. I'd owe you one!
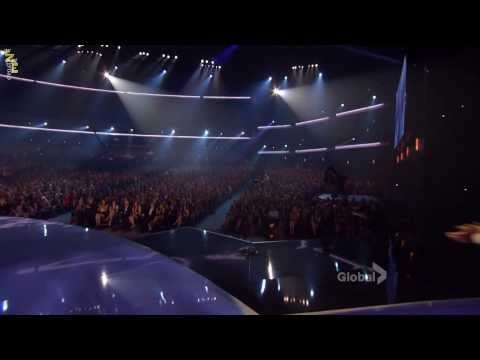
[394,56,407,148]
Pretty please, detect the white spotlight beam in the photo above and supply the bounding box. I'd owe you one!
[334,142,387,151]
[295,147,328,154]
[335,103,385,118]
[0,74,251,101]
[257,150,290,155]
[257,124,292,130]
[295,116,330,127]
[0,123,251,140]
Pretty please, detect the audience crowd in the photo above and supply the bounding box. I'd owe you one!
[0,167,249,233]
[223,168,384,241]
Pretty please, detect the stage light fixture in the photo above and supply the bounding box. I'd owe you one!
[110,126,115,131]
[100,45,104,47]
[174,55,178,59]
[200,64,204,67]
[319,72,323,77]
[44,122,48,126]
[146,52,149,56]
[171,129,175,135]
[99,53,102,57]
[341,103,345,107]
[163,69,167,74]
[201,59,204,63]
[117,46,121,49]
[219,66,221,69]
[139,52,142,55]
[167,55,170,59]
[0,50,4,56]
[204,130,209,136]
[240,131,245,135]
[209,74,213,78]
[130,129,134,132]
[114,66,118,70]
[268,76,272,81]
[372,95,376,100]
[105,45,109,48]
[104,71,110,78]
[86,125,90,129]
[284,76,287,80]
[211,61,214,64]
[62,59,66,64]
[163,54,166,58]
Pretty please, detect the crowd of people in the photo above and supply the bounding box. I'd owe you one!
[223,168,384,241]
[0,166,249,233]
[1,159,386,243]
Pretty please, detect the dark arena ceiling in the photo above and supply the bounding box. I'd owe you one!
[0,44,403,168]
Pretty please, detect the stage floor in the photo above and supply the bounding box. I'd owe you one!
[137,227,388,314]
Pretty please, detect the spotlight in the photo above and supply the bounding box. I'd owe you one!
[284,144,288,148]
[166,55,170,59]
[163,69,167,74]
[263,145,267,148]
[284,76,287,80]
[0,50,4,56]
[352,137,356,141]
[110,126,115,131]
[268,76,272,81]
[100,45,104,47]
[171,129,175,135]
[99,53,102,57]
[62,59,67,64]
[319,72,323,77]
[240,131,245,135]
[273,87,281,95]
[162,54,166,58]
[114,66,118,70]
[372,95,377,100]
[201,59,204,63]
[104,71,110,78]
[209,74,213,78]
[211,61,214,64]
[130,128,134,132]
[117,46,121,50]
[200,64,204,67]
[146,52,149,56]
[204,130,209,136]
[218,66,221,69]
[139,52,142,55]
[43,122,48,126]
[340,103,345,107]
[86,125,90,129]
[105,45,109,48]
[174,55,178,59]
